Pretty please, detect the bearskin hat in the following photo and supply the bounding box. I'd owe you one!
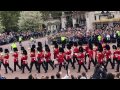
[112,45,117,50]
[98,46,103,52]
[32,44,36,49]
[37,46,42,52]
[78,41,82,46]
[105,45,110,50]
[69,41,73,47]
[0,47,3,52]
[13,48,18,52]
[21,47,25,51]
[23,50,27,55]
[31,47,35,52]
[117,43,120,48]
[67,44,71,50]
[38,42,42,47]
[73,42,78,47]
[4,49,9,53]
[89,43,93,50]
[46,48,50,52]
[54,43,58,48]
[59,47,64,53]
[79,47,84,53]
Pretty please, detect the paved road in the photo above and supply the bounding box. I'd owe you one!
[0,38,118,79]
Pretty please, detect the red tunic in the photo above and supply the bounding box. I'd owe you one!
[37,51,44,63]
[45,52,51,62]
[65,49,71,60]
[57,53,65,64]
[84,46,89,53]
[105,50,111,60]
[30,52,36,62]
[4,54,9,64]
[21,55,28,64]
[13,52,18,62]
[88,49,93,61]
[117,50,120,60]
[94,47,98,59]
[73,46,79,57]
[77,53,85,64]
[113,50,118,59]
[54,48,59,59]
[97,52,103,64]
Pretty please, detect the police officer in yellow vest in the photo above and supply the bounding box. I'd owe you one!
[11,42,17,51]
[61,36,66,48]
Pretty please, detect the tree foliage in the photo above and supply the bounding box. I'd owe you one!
[18,11,43,31]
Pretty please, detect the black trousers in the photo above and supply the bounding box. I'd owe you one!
[113,58,117,67]
[14,62,21,71]
[66,59,74,70]
[78,63,87,72]
[85,53,88,64]
[116,60,120,72]
[88,58,96,69]
[73,56,78,69]
[58,63,64,72]
[4,64,13,73]
[37,62,47,73]
[30,61,38,72]
[22,64,30,73]
[105,59,114,69]
[45,61,54,70]
[0,61,4,69]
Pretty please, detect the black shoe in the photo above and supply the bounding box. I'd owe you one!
[12,70,13,73]
[52,68,54,70]
[88,67,90,70]
[45,71,47,73]
[86,70,88,72]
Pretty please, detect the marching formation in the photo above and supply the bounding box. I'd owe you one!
[1,40,120,74]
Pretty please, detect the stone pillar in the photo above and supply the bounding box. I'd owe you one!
[61,12,66,29]
[72,13,77,28]
[85,12,94,31]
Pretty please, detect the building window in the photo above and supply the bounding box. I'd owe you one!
[94,15,96,20]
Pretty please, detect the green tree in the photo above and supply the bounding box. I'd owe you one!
[18,11,43,32]
[0,11,20,32]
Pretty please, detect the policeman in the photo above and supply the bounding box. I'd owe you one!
[11,42,17,51]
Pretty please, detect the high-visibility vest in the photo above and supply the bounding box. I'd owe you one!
[19,37,22,42]
[30,37,33,41]
[98,35,101,41]
[61,37,66,41]
[11,43,17,49]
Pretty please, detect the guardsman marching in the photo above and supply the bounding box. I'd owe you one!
[57,47,65,72]
[3,49,13,74]
[37,46,47,73]
[21,50,30,73]
[12,48,21,71]
[112,45,118,68]
[105,45,114,69]
[44,45,54,71]
[29,47,38,73]
[65,44,74,70]
[88,43,96,70]
[0,47,4,70]
[77,47,88,73]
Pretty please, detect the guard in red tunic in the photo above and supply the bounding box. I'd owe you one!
[53,43,59,59]
[37,47,47,73]
[73,42,79,68]
[116,44,120,72]
[20,46,25,67]
[93,42,98,64]
[112,45,118,68]
[65,44,74,70]
[0,47,4,70]
[97,44,106,70]
[3,49,13,74]
[29,47,38,73]
[57,47,65,72]
[77,47,88,73]
[88,43,96,69]
[105,45,114,69]
[12,48,21,71]
[84,42,89,64]
[44,45,54,71]
[21,50,30,73]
